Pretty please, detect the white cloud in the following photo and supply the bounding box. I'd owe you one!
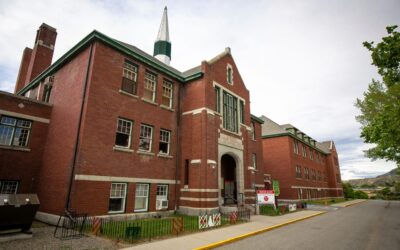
[0,0,399,179]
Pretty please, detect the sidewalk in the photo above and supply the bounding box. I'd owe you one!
[331,199,367,208]
[122,210,325,250]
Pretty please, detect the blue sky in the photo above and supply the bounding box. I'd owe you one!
[1,0,399,179]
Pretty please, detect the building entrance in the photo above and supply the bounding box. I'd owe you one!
[221,154,237,205]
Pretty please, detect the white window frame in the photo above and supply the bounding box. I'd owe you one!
[302,144,307,158]
[162,80,173,108]
[226,64,233,85]
[139,124,153,152]
[293,140,299,154]
[0,180,19,194]
[156,184,168,200]
[250,122,256,140]
[115,118,133,149]
[108,183,127,213]
[144,72,157,102]
[252,154,257,170]
[159,129,171,155]
[0,116,32,147]
[135,183,150,212]
[123,61,138,82]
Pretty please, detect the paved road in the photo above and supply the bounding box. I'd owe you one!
[217,200,400,250]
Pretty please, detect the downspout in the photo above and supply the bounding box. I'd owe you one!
[65,43,94,210]
[174,81,182,212]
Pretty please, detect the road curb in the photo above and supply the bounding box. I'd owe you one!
[193,211,326,250]
[343,200,367,207]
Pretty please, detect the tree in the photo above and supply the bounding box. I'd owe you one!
[342,182,354,199]
[356,26,400,167]
[354,190,369,199]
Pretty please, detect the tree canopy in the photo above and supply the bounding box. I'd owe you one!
[356,25,400,166]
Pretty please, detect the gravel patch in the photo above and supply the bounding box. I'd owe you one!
[0,222,131,250]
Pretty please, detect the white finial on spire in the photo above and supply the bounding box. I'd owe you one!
[154,6,171,65]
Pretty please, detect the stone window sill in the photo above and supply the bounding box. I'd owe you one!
[160,105,175,112]
[0,145,31,152]
[141,98,158,106]
[248,167,258,172]
[119,90,139,99]
[113,146,134,153]
[137,150,155,156]
[157,153,173,159]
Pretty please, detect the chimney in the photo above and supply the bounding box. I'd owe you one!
[15,23,57,93]
[14,47,33,93]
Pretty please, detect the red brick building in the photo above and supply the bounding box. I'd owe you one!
[1,9,267,223]
[260,116,343,202]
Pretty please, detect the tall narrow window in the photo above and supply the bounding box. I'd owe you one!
[250,122,256,140]
[309,149,314,160]
[240,100,244,124]
[108,183,127,213]
[293,140,299,154]
[252,154,257,169]
[162,80,173,108]
[184,159,189,185]
[223,91,238,132]
[295,165,302,178]
[227,65,233,85]
[215,86,221,113]
[0,116,31,147]
[115,118,132,148]
[304,168,309,179]
[159,129,171,155]
[139,124,153,152]
[135,183,149,212]
[302,144,307,158]
[122,61,138,95]
[143,72,157,102]
[0,180,19,194]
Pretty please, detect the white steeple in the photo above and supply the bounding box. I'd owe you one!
[154,6,171,65]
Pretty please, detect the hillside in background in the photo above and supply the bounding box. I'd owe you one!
[346,168,400,187]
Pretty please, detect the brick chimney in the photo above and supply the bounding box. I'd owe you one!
[14,23,57,93]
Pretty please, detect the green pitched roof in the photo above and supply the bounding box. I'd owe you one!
[17,30,203,95]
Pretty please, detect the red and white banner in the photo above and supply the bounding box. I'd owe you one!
[256,190,275,205]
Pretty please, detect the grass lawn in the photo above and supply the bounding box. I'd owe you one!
[306,198,349,205]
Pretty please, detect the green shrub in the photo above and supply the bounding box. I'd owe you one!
[354,190,368,199]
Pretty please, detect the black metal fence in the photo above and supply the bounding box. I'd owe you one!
[77,208,250,243]
[54,210,88,239]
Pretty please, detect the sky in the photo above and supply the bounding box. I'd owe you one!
[0,0,399,180]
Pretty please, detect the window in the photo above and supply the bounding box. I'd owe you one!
[309,149,314,160]
[135,183,149,212]
[115,118,132,148]
[108,183,127,213]
[43,84,52,102]
[156,185,168,200]
[304,168,309,179]
[295,165,302,178]
[215,87,221,113]
[0,116,32,147]
[184,159,189,185]
[239,100,244,124]
[0,180,19,194]
[139,124,153,152]
[318,171,322,181]
[302,144,307,158]
[316,153,320,163]
[223,91,238,133]
[121,61,138,95]
[297,189,302,200]
[250,122,256,140]
[252,154,257,169]
[293,140,299,154]
[227,65,233,84]
[143,72,157,102]
[159,129,171,155]
[162,80,173,108]
[311,169,316,180]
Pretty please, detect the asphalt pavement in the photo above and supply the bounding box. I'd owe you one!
[217,200,400,250]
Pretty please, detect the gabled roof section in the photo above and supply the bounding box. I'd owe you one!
[17,30,204,95]
[251,114,264,124]
[260,115,332,154]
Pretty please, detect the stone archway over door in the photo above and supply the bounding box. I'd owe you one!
[221,154,236,205]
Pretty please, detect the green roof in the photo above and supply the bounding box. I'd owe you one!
[18,30,203,95]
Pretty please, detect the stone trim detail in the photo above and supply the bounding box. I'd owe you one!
[75,174,179,184]
[0,109,50,124]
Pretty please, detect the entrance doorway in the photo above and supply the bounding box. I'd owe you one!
[221,154,237,205]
